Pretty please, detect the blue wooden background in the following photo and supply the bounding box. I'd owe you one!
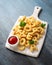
[0,0,52,65]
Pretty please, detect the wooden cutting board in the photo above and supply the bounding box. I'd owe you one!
[5,6,48,57]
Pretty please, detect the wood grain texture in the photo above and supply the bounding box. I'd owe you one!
[0,0,52,65]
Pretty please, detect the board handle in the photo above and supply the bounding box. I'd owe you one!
[32,6,42,18]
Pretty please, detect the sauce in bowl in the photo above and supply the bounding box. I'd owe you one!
[8,36,18,45]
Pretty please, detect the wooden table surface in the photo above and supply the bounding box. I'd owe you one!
[0,0,52,65]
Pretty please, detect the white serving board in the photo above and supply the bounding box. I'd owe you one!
[5,6,48,57]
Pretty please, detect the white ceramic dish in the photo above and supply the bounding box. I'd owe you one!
[5,6,48,57]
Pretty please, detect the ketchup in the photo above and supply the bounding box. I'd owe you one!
[8,36,18,44]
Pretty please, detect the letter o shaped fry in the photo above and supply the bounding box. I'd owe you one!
[20,38,26,45]
[24,24,31,32]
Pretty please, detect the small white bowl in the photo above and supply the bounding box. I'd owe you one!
[8,35,19,48]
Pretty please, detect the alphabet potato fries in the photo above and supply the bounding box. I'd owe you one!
[12,16,46,52]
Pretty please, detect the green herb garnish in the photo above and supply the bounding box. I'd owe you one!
[41,23,46,28]
[20,21,26,27]
[29,40,34,44]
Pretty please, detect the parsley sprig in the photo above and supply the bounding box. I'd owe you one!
[41,23,46,28]
[20,21,26,27]
[29,40,34,44]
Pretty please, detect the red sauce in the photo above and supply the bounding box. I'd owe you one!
[8,36,18,44]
